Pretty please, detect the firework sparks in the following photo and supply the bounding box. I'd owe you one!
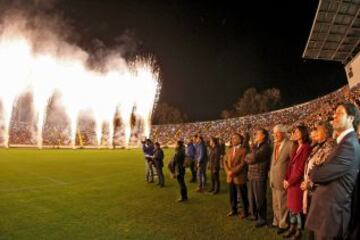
[0,15,160,148]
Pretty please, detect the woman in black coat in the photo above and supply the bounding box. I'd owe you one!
[172,140,188,202]
[208,137,221,194]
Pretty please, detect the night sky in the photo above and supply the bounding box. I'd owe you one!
[1,0,348,121]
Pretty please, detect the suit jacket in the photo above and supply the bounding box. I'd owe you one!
[224,145,247,185]
[208,145,221,173]
[269,139,293,190]
[348,137,360,240]
[153,148,164,168]
[306,131,360,238]
[173,147,186,176]
[349,168,360,240]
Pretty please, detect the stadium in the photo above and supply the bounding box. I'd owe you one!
[1,0,360,240]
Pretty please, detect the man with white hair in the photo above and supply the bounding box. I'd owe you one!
[269,124,293,234]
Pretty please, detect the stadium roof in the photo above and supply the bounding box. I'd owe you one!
[303,0,360,64]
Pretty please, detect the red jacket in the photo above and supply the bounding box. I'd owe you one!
[285,143,311,213]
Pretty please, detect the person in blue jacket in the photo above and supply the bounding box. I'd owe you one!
[186,138,197,183]
[195,135,208,192]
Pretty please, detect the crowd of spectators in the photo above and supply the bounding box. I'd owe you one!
[151,84,359,146]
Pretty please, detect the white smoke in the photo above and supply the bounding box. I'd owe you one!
[0,10,160,148]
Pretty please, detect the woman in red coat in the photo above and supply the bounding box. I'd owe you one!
[283,125,311,239]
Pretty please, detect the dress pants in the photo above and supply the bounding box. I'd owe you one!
[229,182,248,214]
[177,174,188,200]
[248,179,267,224]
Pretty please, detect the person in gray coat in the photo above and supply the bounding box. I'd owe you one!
[306,102,360,240]
[269,124,293,234]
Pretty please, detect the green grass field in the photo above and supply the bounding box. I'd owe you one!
[0,149,283,240]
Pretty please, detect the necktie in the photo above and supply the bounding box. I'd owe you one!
[274,142,281,163]
[232,147,237,167]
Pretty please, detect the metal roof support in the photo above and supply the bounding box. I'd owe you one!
[303,0,323,59]
[317,0,343,58]
[343,37,360,63]
[331,4,360,60]
[303,0,360,63]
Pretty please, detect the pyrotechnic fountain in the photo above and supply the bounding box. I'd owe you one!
[0,15,160,149]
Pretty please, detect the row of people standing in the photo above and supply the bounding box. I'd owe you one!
[141,139,165,187]
[269,121,333,238]
[305,102,360,240]
[143,102,360,240]
[224,128,272,229]
[269,103,360,240]
[142,134,225,202]
[222,102,360,240]
[186,135,225,194]
[173,135,226,202]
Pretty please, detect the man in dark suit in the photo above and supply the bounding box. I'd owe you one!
[348,122,360,240]
[306,102,360,240]
[208,137,221,194]
[152,142,165,187]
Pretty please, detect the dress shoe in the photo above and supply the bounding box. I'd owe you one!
[247,215,257,221]
[283,224,296,238]
[268,223,278,229]
[255,222,267,228]
[276,227,288,234]
[177,198,188,202]
[239,212,249,219]
[291,229,302,240]
[227,211,237,217]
